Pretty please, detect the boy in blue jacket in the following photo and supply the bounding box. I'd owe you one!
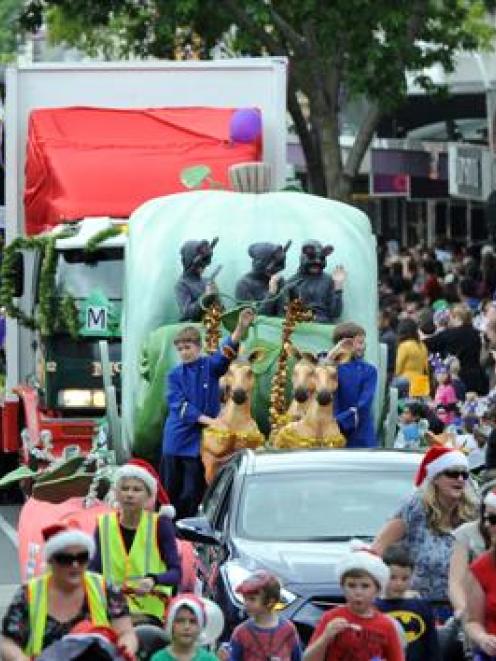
[161,308,255,519]
[329,322,378,448]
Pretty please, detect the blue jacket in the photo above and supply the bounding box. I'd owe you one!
[162,338,238,457]
[334,358,378,448]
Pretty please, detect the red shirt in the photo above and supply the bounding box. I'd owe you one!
[471,550,496,635]
[308,605,404,661]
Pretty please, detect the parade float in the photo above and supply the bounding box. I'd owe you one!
[0,59,287,580]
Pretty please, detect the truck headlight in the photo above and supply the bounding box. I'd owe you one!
[58,389,106,408]
[223,562,297,609]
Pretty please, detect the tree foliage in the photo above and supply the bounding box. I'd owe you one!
[20,0,496,199]
[0,0,24,62]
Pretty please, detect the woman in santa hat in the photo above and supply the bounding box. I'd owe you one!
[89,459,181,625]
[0,523,137,661]
[372,446,476,620]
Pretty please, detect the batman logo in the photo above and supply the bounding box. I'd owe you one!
[387,610,426,643]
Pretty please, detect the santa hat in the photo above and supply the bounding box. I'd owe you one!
[42,522,95,561]
[235,570,281,596]
[114,458,175,518]
[336,540,390,591]
[165,594,206,638]
[415,446,468,487]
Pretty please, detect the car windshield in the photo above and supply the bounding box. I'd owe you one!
[236,470,416,541]
[55,248,123,300]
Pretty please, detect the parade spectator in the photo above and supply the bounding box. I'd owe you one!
[329,322,378,448]
[372,446,476,617]
[1,524,137,661]
[377,545,440,661]
[394,401,427,450]
[161,308,255,519]
[89,459,181,625]
[229,570,302,661]
[379,308,397,379]
[303,542,404,661]
[151,595,219,661]
[465,488,496,657]
[449,483,495,619]
[424,304,488,394]
[393,319,429,398]
[422,259,443,305]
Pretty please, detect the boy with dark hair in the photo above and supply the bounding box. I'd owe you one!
[228,570,302,661]
[304,543,403,661]
[376,545,440,661]
[394,402,428,449]
[329,322,378,447]
[161,308,254,519]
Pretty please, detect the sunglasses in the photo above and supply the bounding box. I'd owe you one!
[52,551,90,566]
[484,514,496,526]
[442,469,469,480]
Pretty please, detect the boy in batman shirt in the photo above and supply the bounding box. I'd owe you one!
[376,545,440,661]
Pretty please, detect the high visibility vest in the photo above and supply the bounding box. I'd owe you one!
[99,511,172,619]
[25,571,108,657]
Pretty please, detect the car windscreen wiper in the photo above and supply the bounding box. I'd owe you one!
[304,535,374,542]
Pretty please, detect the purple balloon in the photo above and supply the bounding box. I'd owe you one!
[230,108,262,143]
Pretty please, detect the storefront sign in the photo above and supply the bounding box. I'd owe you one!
[448,143,494,200]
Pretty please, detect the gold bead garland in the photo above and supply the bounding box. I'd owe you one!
[269,299,313,436]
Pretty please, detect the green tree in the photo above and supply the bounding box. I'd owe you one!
[20,0,496,199]
[0,0,24,62]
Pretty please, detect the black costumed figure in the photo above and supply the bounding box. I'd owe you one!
[286,240,347,323]
[175,238,220,322]
[234,241,291,316]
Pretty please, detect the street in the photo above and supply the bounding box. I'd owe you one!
[0,505,21,622]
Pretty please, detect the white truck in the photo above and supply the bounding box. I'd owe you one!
[0,59,287,477]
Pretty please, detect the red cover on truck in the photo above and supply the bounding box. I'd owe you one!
[24,107,261,235]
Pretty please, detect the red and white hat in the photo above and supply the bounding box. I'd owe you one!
[415,446,469,487]
[165,594,206,638]
[114,458,175,518]
[336,540,390,591]
[42,522,95,561]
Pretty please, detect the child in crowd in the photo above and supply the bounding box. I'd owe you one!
[228,570,302,661]
[151,595,218,661]
[161,308,255,519]
[449,356,467,402]
[394,401,428,449]
[376,545,440,661]
[329,322,378,448]
[431,355,458,425]
[303,542,404,661]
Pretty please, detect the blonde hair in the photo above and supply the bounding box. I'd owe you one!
[422,480,476,533]
[451,304,472,326]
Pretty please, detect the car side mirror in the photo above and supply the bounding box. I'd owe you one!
[10,251,24,298]
[175,515,221,546]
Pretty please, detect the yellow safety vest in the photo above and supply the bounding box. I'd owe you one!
[98,511,171,619]
[25,571,108,657]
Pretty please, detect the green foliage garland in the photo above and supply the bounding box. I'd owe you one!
[0,236,46,330]
[84,226,122,253]
[0,232,81,338]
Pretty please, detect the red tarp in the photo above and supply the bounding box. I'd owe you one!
[24,107,261,235]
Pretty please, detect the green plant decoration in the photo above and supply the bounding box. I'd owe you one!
[84,226,122,253]
[58,293,80,340]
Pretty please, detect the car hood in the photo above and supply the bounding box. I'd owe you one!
[232,537,352,591]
